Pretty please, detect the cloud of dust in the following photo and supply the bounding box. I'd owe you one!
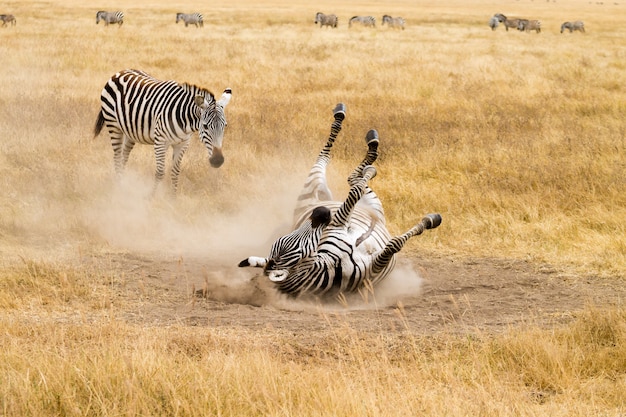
[80,169,423,310]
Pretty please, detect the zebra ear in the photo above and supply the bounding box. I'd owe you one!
[218,88,232,108]
[194,95,208,109]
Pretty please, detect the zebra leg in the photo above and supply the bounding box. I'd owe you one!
[371,214,442,275]
[153,140,169,193]
[332,165,377,227]
[121,139,135,173]
[107,126,127,177]
[170,141,190,193]
[348,129,386,228]
[292,103,346,224]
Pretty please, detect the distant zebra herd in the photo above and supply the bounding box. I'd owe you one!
[314,12,405,29]
[490,13,586,33]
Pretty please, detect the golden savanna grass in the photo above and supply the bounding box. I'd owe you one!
[1,0,626,415]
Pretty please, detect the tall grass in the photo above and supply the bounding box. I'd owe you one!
[1,0,625,414]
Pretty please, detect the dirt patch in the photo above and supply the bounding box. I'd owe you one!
[83,251,625,335]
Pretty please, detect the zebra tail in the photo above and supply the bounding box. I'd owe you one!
[94,110,105,138]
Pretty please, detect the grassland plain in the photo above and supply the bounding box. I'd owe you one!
[1,0,625,415]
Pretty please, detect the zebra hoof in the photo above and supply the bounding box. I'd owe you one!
[423,213,442,230]
[333,103,346,121]
[365,129,379,145]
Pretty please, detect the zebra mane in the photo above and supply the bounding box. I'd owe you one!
[181,83,214,102]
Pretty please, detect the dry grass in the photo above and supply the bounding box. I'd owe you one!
[1,0,626,415]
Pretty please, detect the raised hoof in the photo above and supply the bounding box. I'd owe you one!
[365,129,379,145]
[333,103,346,121]
[423,213,442,229]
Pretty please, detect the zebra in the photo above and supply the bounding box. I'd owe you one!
[93,69,232,194]
[349,15,376,28]
[494,13,522,31]
[0,14,16,27]
[518,19,541,33]
[561,21,585,33]
[381,15,405,30]
[489,15,499,31]
[314,12,338,28]
[176,13,204,28]
[96,11,124,27]
[238,103,442,299]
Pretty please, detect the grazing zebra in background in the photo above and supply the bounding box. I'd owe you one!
[561,21,585,33]
[94,69,232,194]
[381,15,405,29]
[238,103,442,299]
[176,13,204,28]
[494,13,521,31]
[518,19,541,33]
[314,12,338,28]
[96,10,124,26]
[349,15,376,28]
[0,14,16,26]
[489,15,499,30]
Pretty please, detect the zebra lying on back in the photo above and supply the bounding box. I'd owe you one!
[314,12,338,28]
[176,13,204,28]
[382,15,405,30]
[518,19,541,33]
[239,103,442,299]
[0,14,16,26]
[94,69,232,195]
[561,21,585,33]
[96,11,124,27]
[494,13,521,31]
[349,15,376,28]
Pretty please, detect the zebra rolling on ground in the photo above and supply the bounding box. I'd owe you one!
[176,13,204,28]
[93,69,232,194]
[349,15,376,28]
[561,21,585,33]
[382,15,405,29]
[238,103,442,299]
[0,14,16,26]
[96,11,124,26]
[314,12,338,28]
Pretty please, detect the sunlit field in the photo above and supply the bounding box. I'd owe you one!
[1,0,625,415]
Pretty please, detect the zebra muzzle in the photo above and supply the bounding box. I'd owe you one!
[209,148,224,168]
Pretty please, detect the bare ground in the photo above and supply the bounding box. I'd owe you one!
[81,250,625,336]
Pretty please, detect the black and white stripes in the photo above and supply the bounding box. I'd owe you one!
[239,103,441,299]
[176,13,204,28]
[96,11,124,26]
[94,69,232,194]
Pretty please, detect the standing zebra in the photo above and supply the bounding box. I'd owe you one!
[381,15,405,30]
[93,69,232,194]
[238,103,441,299]
[494,13,521,31]
[349,15,376,28]
[518,19,541,33]
[314,12,338,28]
[96,11,124,26]
[561,21,585,33]
[176,13,204,28]
[0,14,16,27]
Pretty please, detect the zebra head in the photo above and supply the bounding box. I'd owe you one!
[193,88,232,168]
[263,206,331,282]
